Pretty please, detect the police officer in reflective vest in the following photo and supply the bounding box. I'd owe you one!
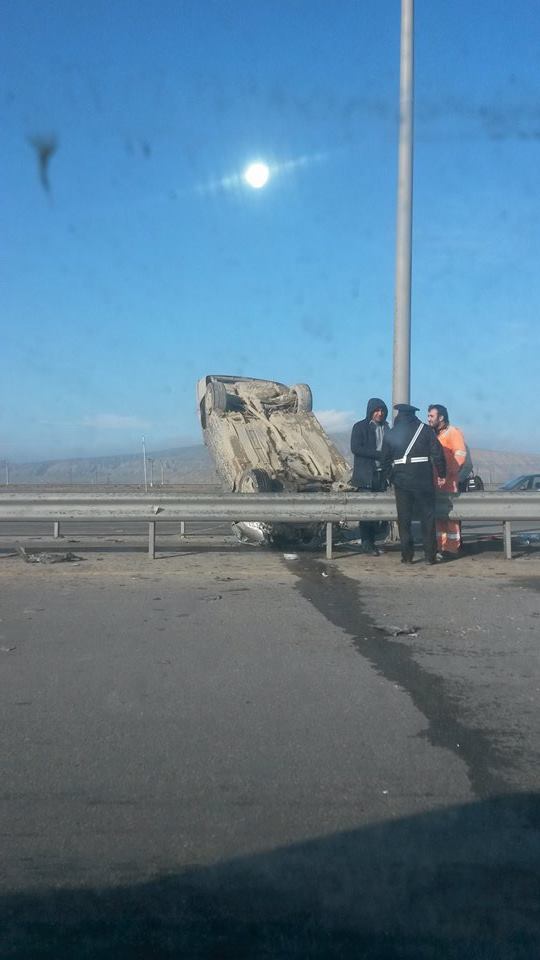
[381,403,446,564]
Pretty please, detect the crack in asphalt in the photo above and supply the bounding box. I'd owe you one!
[291,557,510,799]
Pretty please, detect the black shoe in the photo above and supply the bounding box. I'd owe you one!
[401,557,413,564]
[361,544,380,557]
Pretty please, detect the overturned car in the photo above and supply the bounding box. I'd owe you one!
[197,375,352,545]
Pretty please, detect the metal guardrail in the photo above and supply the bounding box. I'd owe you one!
[0,492,539,559]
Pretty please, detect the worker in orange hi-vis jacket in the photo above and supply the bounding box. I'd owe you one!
[427,404,467,555]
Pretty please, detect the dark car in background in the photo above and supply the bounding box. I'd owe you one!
[457,446,484,492]
[458,471,484,492]
[499,474,540,492]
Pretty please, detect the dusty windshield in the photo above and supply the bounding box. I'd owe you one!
[2,2,540,957]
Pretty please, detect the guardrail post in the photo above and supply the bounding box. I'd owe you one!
[326,522,333,560]
[148,522,156,559]
[503,521,512,560]
[53,521,60,539]
[180,521,186,539]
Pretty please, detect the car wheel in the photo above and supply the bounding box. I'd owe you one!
[239,468,273,492]
[290,383,313,413]
[205,381,228,417]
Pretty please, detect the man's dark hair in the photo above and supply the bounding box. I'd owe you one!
[428,404,449,424]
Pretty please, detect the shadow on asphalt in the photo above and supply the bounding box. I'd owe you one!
[462,539,540,560]
[334,538,540,562]
[2,794,539,959]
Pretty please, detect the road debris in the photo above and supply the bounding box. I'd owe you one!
[389,625,421,638]
[0,646,16,653]
[516,532,540,545]
[17,546,82,564]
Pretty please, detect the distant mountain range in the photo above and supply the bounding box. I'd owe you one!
[3,445,214,486]
[3,435,540,488]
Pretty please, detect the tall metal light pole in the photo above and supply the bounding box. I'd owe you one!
[392,0,414,413]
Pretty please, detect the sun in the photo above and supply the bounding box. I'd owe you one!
[243,161,270,189]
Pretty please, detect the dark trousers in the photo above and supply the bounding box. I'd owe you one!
[358,472,385,547]
[394,486,436,562]
[359,519,379,548]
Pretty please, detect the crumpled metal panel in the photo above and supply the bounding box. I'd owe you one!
[198,376,351,493]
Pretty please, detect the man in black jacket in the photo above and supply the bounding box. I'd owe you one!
[381,403,446,565]
[350,397,389,555]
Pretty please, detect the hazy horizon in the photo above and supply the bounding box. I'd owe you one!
[6,434,540,468]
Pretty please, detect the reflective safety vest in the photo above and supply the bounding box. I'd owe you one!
[436,425,467,493]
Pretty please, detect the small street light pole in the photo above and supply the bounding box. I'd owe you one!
[142,437,148,493]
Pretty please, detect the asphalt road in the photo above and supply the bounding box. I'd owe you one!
[1,539,539,957]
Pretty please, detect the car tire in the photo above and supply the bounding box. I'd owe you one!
[239,468,273,493]
[290,383,313,413]
[205,381,228,417]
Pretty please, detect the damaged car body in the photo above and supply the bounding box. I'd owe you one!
[197,375,352,545]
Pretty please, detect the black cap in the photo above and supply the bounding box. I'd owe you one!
[393,402,419,413]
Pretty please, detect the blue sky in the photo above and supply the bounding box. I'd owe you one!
[2,0,540,460]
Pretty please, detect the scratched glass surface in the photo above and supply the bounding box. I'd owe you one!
[2,3,540,957]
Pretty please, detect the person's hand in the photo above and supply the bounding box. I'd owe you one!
[437,476,446,488]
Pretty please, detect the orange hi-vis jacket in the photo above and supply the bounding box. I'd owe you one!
[435,424,467,553]
[436,425,467,494]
